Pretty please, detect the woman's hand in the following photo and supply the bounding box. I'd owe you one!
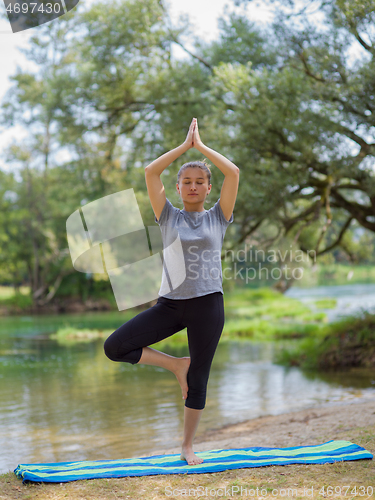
[193,119,203,148]
[183,118,197,150]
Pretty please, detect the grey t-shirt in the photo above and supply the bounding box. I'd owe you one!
[155,198,233,299]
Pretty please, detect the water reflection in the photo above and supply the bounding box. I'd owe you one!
[208,342,375,422]
[1,328,375,473]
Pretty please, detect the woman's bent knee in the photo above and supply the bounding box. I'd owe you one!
[104,334,143,364]
[103,335,118,361]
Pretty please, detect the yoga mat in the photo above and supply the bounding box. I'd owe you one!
[14,440,372,483]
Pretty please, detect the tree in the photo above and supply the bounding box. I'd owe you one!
[0,0,176,304]
[204,0,375,262]
[2,0,375,305]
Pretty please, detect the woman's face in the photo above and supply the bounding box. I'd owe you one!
[176,167,211,206]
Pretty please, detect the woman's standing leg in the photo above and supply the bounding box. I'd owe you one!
[180,292,225,465]
[180,407,204,464]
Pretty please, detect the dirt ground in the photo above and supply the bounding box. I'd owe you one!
[3,397,374,500]
[150,396,375,456]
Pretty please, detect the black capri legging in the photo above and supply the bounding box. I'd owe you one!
[104,292,224,410]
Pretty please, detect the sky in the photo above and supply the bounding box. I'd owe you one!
[0,0,273,172]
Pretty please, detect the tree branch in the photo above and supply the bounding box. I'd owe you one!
[313,215,354,256]
[351,27,373,53]
[299,50,326,82]
[330,188,375,231]
[169,37,213,71]
[283,199,321,234]
[330,96,370,120]
[314,178,333,254]
[334,122,373,151]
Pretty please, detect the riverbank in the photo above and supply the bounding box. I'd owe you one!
[2,397,374,500]
[0,295,115,316]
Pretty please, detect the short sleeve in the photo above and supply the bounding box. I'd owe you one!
[211,199,234,227]
[154,198,175,226]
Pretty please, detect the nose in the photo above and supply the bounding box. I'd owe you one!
[190,183,197,191]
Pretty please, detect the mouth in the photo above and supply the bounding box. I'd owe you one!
[188,194,198,196]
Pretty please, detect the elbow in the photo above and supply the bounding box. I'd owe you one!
[145,164,157,174]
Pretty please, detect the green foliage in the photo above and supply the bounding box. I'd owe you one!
[207,0,375,260]
[222,287,326,340]
[2,0,375,302]
[276,310,375,369]
[314,298,337,309]
[201,12,277,69]
[0,0,173,303]
[0,290,33,309]
[50,326,113,345]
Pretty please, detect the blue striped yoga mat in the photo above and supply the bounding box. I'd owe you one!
[14,440,372,483]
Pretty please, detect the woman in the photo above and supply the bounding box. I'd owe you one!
[104,118,239,465]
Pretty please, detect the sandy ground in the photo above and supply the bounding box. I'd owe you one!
[151,396,375,456]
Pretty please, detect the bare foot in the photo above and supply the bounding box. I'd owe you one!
[180,447,204,465]
[174,357,190,401]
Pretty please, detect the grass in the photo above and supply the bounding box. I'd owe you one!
[221,287,326,341]
[297,263,375,287]
[1,262,374,309]
[0,285,30,299]
[44,286,328,348]
[137,286,328,350]
[276,310,375,370]
[0,285,33,310]
[50,327,115,345]
[2,283,374,370]
[313,298,337,309]
[2,426,374,499]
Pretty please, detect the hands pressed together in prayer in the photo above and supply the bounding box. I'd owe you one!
[184,117,203,150]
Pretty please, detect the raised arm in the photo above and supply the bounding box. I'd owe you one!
[145,119,195,221]
[193,120,239,221]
